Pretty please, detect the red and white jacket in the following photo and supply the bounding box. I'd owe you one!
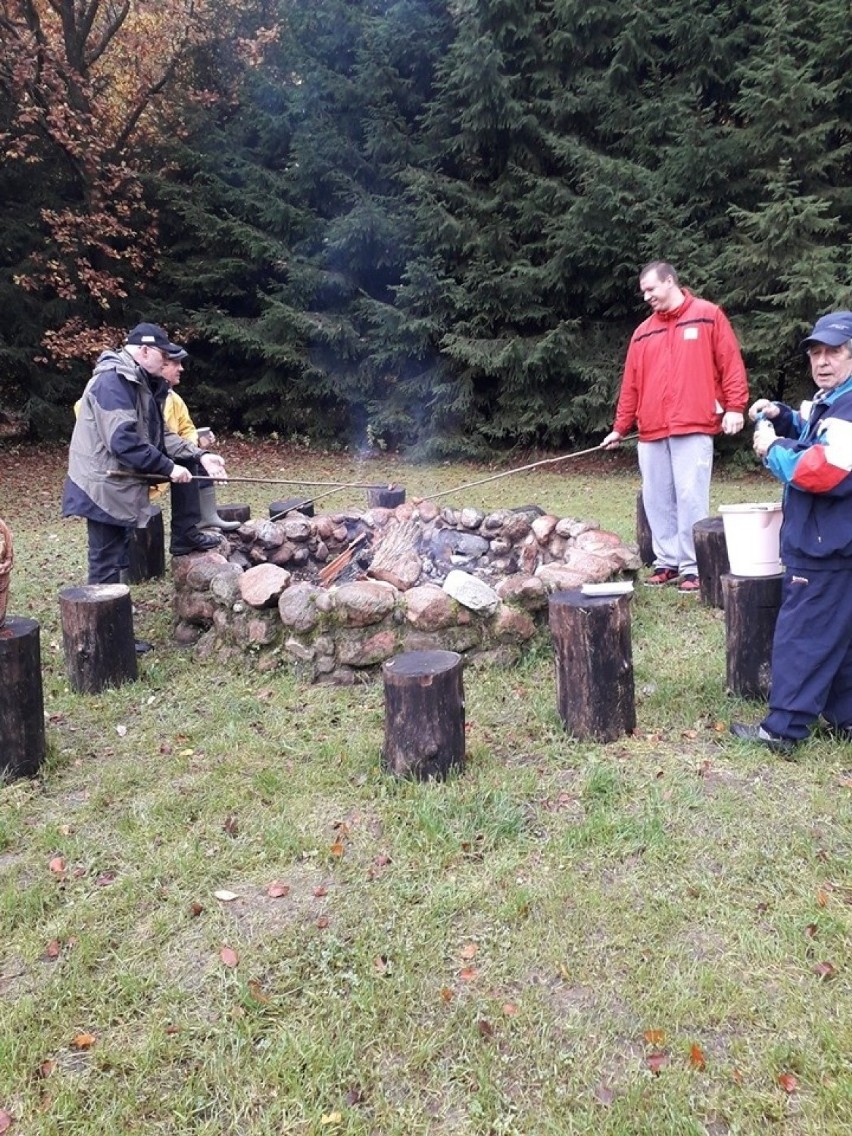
[613,290,749,441]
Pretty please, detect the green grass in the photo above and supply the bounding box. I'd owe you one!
[0,440,850,1135]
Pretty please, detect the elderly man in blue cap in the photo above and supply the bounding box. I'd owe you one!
[63,322,227,598]
[731,310,852,753]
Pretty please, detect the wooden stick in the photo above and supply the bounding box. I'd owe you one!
[318,533,367,586]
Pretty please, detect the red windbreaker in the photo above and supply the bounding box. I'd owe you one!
[613,290,749,442]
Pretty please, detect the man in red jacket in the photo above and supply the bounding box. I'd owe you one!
[602,261,749,592]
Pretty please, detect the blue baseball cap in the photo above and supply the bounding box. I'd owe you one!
[125,322,185,355]
[801,310,852,350]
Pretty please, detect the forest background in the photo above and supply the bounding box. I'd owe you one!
[1,0,850,456]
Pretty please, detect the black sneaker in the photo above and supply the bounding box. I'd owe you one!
[134,639,154,655]
[729,722,797,755]
[170,531,220,555]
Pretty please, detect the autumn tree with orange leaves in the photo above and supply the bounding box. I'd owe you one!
[0,0,233,367]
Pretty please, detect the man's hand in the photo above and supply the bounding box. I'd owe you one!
[753,419,777,459]
[169,464,193,484]
[601,430,622,450]
[200,453,227,483]
[748,399,779,422]
[721,411,744,435]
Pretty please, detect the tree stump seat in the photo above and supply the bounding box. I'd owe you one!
[722,572,783,699]
[59,584,138,694]
[382,649,465,780]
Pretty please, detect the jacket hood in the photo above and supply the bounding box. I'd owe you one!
[92,347,141,383]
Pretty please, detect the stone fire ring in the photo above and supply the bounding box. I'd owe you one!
[171,499,640,684]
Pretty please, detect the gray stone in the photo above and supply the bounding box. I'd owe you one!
[443,570,500,614]
[278,582,322,632]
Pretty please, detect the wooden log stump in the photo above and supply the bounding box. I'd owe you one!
[216,504,251,524]
[126,506,165,584]
[635,490,654,567]
[0,616,46,780]
[549,590,636,742]
[693,516,730,609]
[59,584,138,694]
[382,649,465,780]
[722,573,783,699]
[270,498,314,519]
[368,485,406,509]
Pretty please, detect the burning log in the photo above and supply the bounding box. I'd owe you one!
[318,533,368,587]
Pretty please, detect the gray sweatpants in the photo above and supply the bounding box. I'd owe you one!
[638,434,713,576]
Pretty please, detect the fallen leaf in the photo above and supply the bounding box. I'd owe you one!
[689,1044,706,1070]
[593,1083,614,1106]
[189,902,204,917]
[344,1086,365,1106]
[179,748,194,756]
[440,987,453,1003]
[817,888,829,908]
[319,1112,342,1126]
[95,871,116,887]
[248,980,270,1004]
[223,814,239,838]
[778,1072,798,1093]
[330,842,345,857]
[459,966,478,982]
[48,856,65,874]
[220,946,239,968]
[502,1002,519,1017]
[316,916,330,929]
[37,1059,55,1078]
[373,955,390,975]
[164,1025,180,1035]
[804,923,818,939]
[643,1028,666,1046]
[0,1108,12,1134]
[314,886,328,897]
[214,890,239,902]
[460,942,478,960]
[44,939,61,960]
[71,1032,96,1050]
[115,724,127,737]
[645,1051,669,1075]
[812,961,837,981]
[267,882,290,898]
[731,1067,744,1085]
[477,1019,494,1038]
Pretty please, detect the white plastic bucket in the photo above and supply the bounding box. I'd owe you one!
[718,502,783,577]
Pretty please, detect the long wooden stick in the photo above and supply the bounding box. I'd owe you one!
[425,435,638,501]
[107,471,389,489]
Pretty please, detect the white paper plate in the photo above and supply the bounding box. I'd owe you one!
[580,581,635,597]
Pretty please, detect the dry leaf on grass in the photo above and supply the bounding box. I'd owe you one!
[0,1108,12,1133]
[71,1032,96,1049]
[219,946,239,968]
[214,890,239,902]
[778,1072,798,1093]
[267,882,290,898]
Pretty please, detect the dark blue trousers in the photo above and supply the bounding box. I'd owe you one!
[763,567,852,739]
[87,519,131,584]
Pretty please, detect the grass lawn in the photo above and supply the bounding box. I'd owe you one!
[1,439,850,1135]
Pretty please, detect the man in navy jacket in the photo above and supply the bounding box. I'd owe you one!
[731,310,852,753]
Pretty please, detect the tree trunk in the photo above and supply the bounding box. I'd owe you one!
[0,617,46,780]
[635,490,654,567]
[549,590,636,742]
[368,486,406,509]
[270,498,314,518]
[722,573,783,699]
[126,506,165,584]
[693,516,730,608]
[382,649,465,780]
[59,584,138,694]
[216,504,251,523]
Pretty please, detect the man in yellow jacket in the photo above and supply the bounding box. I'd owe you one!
[156,346,239,531]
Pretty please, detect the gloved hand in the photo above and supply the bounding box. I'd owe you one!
[721,411,744,435]
[601,430,622,449]
[753,419,777,459]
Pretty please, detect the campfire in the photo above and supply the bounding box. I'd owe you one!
[171,498,640,683]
